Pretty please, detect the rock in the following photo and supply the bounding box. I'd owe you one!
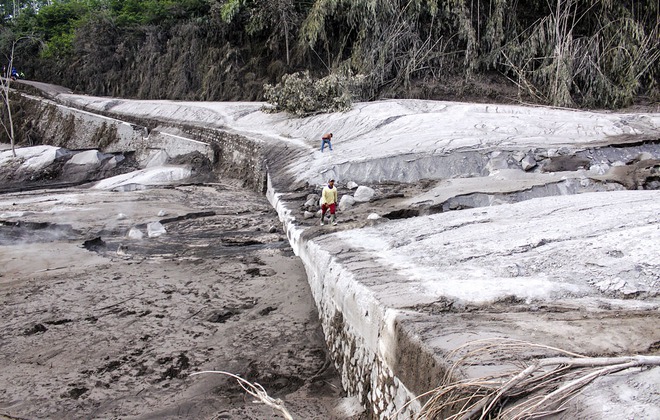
[147,221,166,237]
[108,154,125,168]
[486,152,509,173]
[145,150,169,168]
[589,163,610,175]
[367,213,380,220]
[512,151,526,162]
[68,150,105,166]
[347,181,359,190]
[117,244,129,255]
[633,152,654,162]
[339,195,356,211]
[157,210,167,217]
[303,211,315,219]
[334,396,366,418]
[102,156,120,170]
[117,213,128,220]
[268,225,278,233]
[541,156,590,172]
[307,193,320,201]
[304,198,318,209]
[521,155,537,171]
[353,186,375,202]
[128,227,143,239]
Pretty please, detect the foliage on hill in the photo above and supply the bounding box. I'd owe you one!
[1,0,658,111]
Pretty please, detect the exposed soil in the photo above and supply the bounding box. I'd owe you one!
[0,176,357,419]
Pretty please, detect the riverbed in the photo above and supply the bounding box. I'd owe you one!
[0,158,359,419]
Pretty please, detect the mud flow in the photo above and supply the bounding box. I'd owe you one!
[0,179,350,419]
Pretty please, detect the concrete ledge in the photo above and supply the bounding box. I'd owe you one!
[269,182,660,418]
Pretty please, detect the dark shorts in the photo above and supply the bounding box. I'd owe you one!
[321,203,336,214]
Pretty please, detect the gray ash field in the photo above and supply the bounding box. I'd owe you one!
[0,174,353,419]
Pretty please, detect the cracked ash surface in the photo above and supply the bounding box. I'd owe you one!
[0,174,357,419]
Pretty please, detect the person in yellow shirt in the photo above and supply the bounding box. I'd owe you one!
[320,179,338,225]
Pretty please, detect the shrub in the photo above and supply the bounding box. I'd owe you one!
[262,70,359,117]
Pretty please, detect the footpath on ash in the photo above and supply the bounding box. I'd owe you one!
[13,81,660,418]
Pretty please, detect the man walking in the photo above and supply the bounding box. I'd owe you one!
[320,179,338,225]
[320,133,333,152]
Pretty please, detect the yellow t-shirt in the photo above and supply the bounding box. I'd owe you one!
[321,185,338,205]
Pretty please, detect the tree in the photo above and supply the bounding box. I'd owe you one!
[1,0,41,155]
[496,0,660,108]
[217,0,301,67]
[1,0,51,24]
[1,35,20,157]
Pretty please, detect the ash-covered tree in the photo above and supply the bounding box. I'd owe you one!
[1,1,43,155]
[486,0,660,107]
[215,0,302,67]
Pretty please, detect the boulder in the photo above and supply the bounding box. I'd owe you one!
[521,155,537,171]
[353,186,375,203]
[68,150,105,166]
[147,221,166,237]
[339,195,356,211]
[128,227,144,239]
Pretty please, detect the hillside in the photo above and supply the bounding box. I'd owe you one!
[1,0,659,112]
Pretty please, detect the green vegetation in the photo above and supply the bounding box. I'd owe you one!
[1,0,658,111]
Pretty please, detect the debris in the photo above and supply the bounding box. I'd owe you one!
[190,371,294,420]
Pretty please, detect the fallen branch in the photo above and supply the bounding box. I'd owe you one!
[97,292,145,311]
[412,339,660,420]
[190,370,293,420]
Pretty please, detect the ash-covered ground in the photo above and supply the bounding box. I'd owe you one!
[0,144,362,419]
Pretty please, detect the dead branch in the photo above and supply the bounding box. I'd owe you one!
[414,339,660,420]
[190,370,294,420]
